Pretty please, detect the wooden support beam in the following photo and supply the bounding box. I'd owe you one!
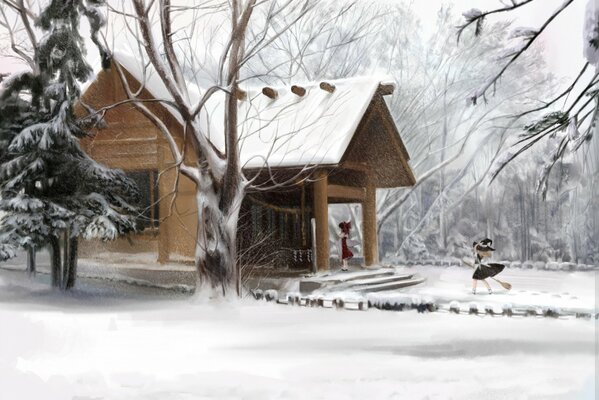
[327,184,365,202]
[362,182,378,266]
[291,85,306,96]
[313,170,329,271]
[319,82,335,93]
[157,144,171,264]
[262,87,278,99]
[341,161,370,173]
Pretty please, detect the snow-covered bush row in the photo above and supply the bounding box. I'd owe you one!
[365,293,437,312]
[259,292,593,319]
[395,258,597,271]
[507,261,597,271]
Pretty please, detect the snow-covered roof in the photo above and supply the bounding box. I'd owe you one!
[106,51,397,170]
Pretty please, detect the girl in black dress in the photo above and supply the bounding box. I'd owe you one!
[471,238,505,294]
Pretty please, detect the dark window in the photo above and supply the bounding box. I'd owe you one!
[127,170,159,230]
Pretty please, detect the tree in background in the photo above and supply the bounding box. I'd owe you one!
[453,0,599,264]
[459,0,598,191]
[0,0,139,290]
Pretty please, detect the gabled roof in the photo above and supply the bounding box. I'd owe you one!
[83,51,414,186]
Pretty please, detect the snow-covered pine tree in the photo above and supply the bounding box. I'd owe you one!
[0,0,139,290]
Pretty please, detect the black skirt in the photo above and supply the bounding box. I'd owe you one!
[472,263,505,280]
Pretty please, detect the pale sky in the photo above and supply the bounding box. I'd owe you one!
[0,0,588,80]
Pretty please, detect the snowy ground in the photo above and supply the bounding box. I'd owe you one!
[384,266,596,314]
[0,269,596,400]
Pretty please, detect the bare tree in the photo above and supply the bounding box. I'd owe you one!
[95,0,378,296]
[459,0,598,196]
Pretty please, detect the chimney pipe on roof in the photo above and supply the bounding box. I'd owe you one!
[319,82,335,93]
[262,87,278,99]
[291,85,306,96]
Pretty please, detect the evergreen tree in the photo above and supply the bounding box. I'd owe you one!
[0,0,139,290]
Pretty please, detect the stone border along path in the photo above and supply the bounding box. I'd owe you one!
[399,260,598,272]
[250,289,599,320]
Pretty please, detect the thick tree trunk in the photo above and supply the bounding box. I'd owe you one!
[26,246,36,277]
[61,231,70,290]
[195,182,244,296]
[49,236,61,288]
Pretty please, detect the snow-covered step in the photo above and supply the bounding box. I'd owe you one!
[354,276,426,293]
[343,274,414,288]
[314,269,395,283]
[299,269,395,292]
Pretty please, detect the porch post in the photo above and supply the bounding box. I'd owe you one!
[362,182,378,266]
[157,143,170,264]
[313,170,329,271]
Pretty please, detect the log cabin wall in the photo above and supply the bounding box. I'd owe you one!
[77,65,198,264]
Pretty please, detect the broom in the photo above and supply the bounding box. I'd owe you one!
[462,259,512,290]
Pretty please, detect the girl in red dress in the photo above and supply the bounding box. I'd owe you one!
[338,221,353,271]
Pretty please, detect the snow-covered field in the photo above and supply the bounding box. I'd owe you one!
[0,269,596,400]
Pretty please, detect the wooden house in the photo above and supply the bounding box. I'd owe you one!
[78,53,415,272]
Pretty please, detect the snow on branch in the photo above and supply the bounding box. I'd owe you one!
[584,0,599,65]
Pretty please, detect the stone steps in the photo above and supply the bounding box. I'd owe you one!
[352,276,426,293]
[344,273,414,287]
[299,269,395,292]
[300,269,425,294]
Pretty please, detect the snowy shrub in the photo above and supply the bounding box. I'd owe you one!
[575,311,592,319]
[510,261,522,269]
[546,262,559,271]
[264,289,278,302]
[560,262,576,271]
[420,296,437,312]
[502,303,513,317]
[449,301,460,314]
[468,302,479,315]
[287,292,301,305]
[367,294,413,311]
[522,261,534,269]
[533,261,545,270]
[542,306,561,318]
[525,306,541,317]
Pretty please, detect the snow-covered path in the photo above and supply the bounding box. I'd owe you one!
[395,266,596,314]
[0,270,596,400]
